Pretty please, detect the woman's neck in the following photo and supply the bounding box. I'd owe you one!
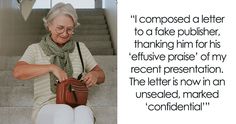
[56,43,65,47]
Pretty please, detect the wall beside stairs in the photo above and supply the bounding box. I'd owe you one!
[0,0,42,56]
[104,0,117,54]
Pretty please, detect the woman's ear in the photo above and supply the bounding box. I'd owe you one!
[47,25,52,32]
[47,22,53,32]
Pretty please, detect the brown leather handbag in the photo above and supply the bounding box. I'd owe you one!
[56,78,88,108]
[56,42,88,108]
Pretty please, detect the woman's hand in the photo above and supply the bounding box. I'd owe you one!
[83,71,98,87]
[82,65,105,87]
[49,64,68,82]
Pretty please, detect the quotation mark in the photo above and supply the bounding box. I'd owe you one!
[130,15,137,23]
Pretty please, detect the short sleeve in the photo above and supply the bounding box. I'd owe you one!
[79,42,97,72]
[19,44,36,64]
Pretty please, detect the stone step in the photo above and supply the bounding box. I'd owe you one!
[0,87,33,107]
[88,85,117,107]
[76,9,105,15]
[77,24,108,30]
[74,34,110,41]
[29,9,48,16]
[0,56,21,71]
[0,56,7,70]
[79,15,105,20]
[8,34,42,42]
[0,106,116,124]
[16,24,40,29]
[92,106,117,124]
[0,71,33,87]
[0,107,32,124]
[90,48,114,55]
[79,19,106,25]
[78,15,106,25]
[27,9,48,23]
[13,28,43,34]
[81,40,112,49]
[75,29,109,35]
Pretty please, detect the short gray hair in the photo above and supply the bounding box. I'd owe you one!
[43,2,80,30]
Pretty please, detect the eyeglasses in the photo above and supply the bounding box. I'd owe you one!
[55,26,74,35]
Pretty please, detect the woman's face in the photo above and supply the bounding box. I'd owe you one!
[48,15,74,46]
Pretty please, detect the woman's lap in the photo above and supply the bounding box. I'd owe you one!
[35,104,94,124]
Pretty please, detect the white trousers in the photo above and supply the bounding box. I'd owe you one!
[35,104,94,124]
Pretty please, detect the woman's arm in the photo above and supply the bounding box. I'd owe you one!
[83,65,105,87]
[13,61,68,82]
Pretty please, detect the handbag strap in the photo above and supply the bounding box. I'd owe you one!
[76,42,85,80]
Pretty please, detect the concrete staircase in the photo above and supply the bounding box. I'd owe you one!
[0,55,117,124]
[0,8,116,124]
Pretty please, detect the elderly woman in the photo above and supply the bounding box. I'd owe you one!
[13,2,105,124]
